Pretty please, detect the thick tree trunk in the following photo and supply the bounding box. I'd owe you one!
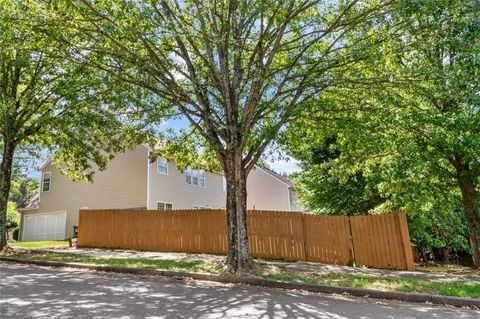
[452,156,480,268]
[0,142,15,250]
[224,153,254,273]
[457,176,480,268]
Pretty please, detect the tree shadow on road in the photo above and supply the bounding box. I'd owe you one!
[0,263,478,319]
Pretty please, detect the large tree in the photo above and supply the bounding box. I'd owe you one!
[58,0,392,272]
[0,1,150,248]
[285,0,480,267]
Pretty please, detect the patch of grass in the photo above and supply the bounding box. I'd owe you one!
[258,268,480,299]
[9,241,69,248]
[416,265,473,273]
[8,250,218,273]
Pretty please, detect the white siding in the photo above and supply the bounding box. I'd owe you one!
[21,145,149,239]
[148,160,226,210]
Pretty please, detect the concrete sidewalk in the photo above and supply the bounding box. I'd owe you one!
[44,247,480,283]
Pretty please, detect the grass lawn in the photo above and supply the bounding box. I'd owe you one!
[9,241,69,248]
[5,250,218,273]
[257,267,480,299]
[2,249,479,299]
[415,265,473,273]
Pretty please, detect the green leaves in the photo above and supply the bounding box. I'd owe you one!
[283,0,480,259]
[0,0,155,180]
[54,0,394,174]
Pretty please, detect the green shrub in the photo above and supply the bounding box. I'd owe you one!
[12,227,19,241]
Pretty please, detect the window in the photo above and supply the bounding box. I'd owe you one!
[157,157,168,175]
[157,201,173,210]
[193,205,208,209]
[222,176,227,192]
[185,167,206,187]
[42,172,51,192]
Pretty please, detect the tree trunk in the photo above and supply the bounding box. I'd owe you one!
[457,175,480,268]
[0,141,16,250]
[224,153,254,273]
[452,155,480,268]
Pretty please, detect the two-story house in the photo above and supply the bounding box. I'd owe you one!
[19,144,302,241]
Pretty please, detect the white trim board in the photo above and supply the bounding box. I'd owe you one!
[146,149,151,209]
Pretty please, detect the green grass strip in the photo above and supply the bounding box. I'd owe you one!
[259,271,480,299]
[9,241,69,248]
[10,251,218,273]
[5,250,479,299]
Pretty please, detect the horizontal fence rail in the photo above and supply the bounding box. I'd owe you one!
[78,209,414,270]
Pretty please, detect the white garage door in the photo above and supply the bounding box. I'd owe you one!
[22,211,66,242]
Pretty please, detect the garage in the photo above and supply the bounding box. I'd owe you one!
[22,211,66,242]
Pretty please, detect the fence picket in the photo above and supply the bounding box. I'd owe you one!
[78,209,414,270]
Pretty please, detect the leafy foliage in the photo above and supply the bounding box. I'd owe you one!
[407,203,470,260]
[290,136,385,215]
[0,1,156,248]
[6,201,19,226]
[286,134,471,258]
[284,0,480,264]
[0,0,154,179]
[11,226,19,241]
[9,165,38,206]
[53,0,394,271]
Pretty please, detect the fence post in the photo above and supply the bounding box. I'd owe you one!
[396,213,415,271]
[301,214,308,262]
[346,216,356,266]
[78,209,83,246]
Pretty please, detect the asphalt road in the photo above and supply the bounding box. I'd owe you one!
[0,262,478,319]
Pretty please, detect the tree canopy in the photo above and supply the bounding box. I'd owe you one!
[0,0,153,248]
[53,0,393,272]
[284,0,480,266]
[54,0,389,272]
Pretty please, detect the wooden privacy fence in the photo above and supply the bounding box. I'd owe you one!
[78,209,415,270]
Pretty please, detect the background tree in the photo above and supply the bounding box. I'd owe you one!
[288,136,384,215]
[285,133,471,262]
[7,162,39,227]
[0,1,152,248]
[284,0,480,267]
[8,150,40,206]
[60,0,393,272]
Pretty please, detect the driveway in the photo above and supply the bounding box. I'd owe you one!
[0,262,478,319]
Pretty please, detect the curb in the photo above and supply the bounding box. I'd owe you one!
[1,256,479,309]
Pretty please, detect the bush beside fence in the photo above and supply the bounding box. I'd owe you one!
[78,209,414,270]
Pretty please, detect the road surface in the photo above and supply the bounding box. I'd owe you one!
[0,262,478,318]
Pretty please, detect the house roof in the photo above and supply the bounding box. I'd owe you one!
[255,165,295,187]
[18,191,40,211]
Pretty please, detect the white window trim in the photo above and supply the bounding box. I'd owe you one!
[185,167,206,188]
[156,201,173,210]
[41,172,51,193]
[146,150,151,209]
[156,157,169,175]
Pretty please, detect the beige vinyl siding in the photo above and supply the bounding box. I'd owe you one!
[22,145,148,239]
[148,160,226,210]
[246,166,291,211]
